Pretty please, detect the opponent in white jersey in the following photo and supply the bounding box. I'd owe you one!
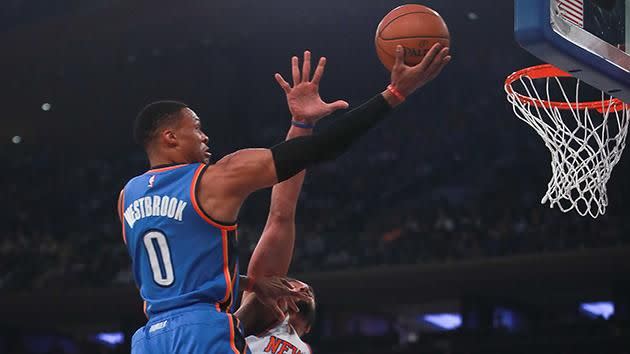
[246,317,312,354]
[245,280,315,354]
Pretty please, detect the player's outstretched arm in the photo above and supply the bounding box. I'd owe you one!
[236,52,326,334]
[199,44,451,223]
[246,126,308,278]
[235,127,309,336]
[246,51,331,278]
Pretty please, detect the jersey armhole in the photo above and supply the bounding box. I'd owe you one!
[190,163,238,230]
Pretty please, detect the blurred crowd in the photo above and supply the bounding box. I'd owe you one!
[2,83,630,290]
[2,0,630,291]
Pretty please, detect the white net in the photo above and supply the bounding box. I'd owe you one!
[505,66,630,218]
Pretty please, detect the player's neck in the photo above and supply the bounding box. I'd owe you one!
[149,159,187,168]
[288,317,307,337]
[147,150,187,169]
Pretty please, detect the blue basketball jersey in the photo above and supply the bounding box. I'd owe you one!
[120,163,240,318]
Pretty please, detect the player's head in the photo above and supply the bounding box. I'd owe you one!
[287,279,316,337]
[134,101,211,164]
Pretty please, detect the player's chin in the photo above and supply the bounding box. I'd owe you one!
[201,151,212,164]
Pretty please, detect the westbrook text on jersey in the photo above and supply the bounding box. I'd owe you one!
[122,163,239,318]
[124,195,188,228]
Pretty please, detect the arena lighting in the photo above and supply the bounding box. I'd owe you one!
[11,136,22,144]
[580,302,615,319]
[41,103,51,111]
[467,12,479,20]
[423,313,462,330]
[95,332,124,345]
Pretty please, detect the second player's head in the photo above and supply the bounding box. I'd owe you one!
[134,101,211,165]
[287,279,316,337]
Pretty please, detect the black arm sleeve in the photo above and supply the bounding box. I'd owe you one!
[271,93,392,182]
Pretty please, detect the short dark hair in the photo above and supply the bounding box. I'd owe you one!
[134,100,188,147]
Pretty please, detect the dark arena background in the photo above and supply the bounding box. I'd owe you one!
[1,0,630,353]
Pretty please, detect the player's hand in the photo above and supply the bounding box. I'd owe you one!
[251,276,311,319]
[275,50,349,125]
[390,43,451,98]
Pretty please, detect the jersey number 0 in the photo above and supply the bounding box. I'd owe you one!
[143,230,175,286]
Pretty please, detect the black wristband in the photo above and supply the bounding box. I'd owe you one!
[271,94,391,182]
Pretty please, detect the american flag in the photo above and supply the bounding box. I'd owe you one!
[557,0,584,28]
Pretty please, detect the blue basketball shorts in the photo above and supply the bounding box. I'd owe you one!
[131,303,250,354]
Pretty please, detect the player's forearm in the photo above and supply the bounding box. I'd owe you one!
[248,126,308,278]
[268,125,311,222]
[271,92,393,182]
[248,219,295,277]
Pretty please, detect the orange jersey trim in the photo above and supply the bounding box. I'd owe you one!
[144,164,190,174]
[217,229,233,310]
[190,164,238,231]
[143,301,148,319]
[227,314,240,354]
[118,189,127,244]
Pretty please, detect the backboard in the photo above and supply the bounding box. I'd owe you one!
[514,0,630,102]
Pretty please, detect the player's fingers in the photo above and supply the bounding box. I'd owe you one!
[311,57,326,85]
[287,298,300,313]
[278,298,288,310]
[299,289,312,300]
[425,47,450,77]
[415,42,442,72]
[393,45,405,70]
[302,50,311,83]
[271,304,285,320]
[327,100,350,112]
[287,288,310,300]
[427,53,451,82]
[274,73,291,93]
[429,55,452,81]
[280,278,295,288]
[291,56,300,86]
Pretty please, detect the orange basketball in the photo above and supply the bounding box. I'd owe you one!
[375,4,450,71]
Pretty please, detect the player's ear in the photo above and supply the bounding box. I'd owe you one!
[160,128,178,147]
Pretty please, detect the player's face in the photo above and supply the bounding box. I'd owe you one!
[175,108,211,164]
[290,279,314,299]
[289,279,316,315]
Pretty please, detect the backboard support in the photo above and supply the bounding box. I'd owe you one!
[514,0,630,102]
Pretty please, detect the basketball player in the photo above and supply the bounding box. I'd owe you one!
[119,43,451,354]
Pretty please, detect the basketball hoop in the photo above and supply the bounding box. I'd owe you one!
[504,64,630,218]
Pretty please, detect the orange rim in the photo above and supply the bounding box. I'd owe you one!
[505,64,625,112]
